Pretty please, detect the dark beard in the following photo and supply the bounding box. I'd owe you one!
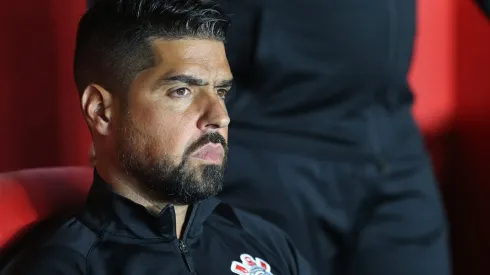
[117,119,228,205]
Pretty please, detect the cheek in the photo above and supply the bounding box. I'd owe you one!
[142,107,199,158]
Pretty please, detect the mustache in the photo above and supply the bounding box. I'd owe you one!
[184,132,227,157]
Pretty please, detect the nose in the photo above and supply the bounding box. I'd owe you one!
[196,94,230,131]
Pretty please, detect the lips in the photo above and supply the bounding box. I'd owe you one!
[190,143,224,162]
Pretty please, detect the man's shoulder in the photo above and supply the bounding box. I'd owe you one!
[208,203,294,253]
[15,245,87,275]
[209,203,318,275]
[41,216,98,255]
[3,217,97,275]
[204,203,317,275]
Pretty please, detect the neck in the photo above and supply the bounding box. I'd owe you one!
[95,164,189,239]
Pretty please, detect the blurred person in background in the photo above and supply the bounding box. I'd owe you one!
[214,1,451,275]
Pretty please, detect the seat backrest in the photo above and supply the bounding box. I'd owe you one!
[0,167,92,251]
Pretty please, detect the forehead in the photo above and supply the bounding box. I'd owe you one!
[150,39,231,79]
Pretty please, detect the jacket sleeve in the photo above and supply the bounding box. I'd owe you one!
[11,247,86,275]
[475,0,490,17]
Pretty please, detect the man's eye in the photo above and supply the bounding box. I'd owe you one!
[169,88,191,98]
[217,89,229,99]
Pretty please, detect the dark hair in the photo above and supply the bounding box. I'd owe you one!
[74,0,230,96]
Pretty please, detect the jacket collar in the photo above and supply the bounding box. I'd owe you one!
[80,169,220,240]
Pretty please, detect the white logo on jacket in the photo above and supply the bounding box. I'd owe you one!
[230,253,273,275]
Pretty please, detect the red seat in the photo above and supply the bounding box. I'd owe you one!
[0,167,92,253]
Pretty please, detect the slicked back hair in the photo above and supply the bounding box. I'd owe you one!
[74,0,230,96]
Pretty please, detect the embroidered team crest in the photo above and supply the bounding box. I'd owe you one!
[230,253,273,275]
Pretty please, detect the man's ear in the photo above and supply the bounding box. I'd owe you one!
[81,84,114,136]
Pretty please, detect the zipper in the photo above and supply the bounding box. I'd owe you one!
[179,240,192,272]
[177,204,200,274]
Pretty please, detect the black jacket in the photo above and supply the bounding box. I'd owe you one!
[220,0,417,158]
[13,172,314,275]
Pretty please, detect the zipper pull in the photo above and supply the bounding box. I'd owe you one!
[179,240,188,253]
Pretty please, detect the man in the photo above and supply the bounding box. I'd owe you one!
[14,1,314,274]
[215,1,451,275]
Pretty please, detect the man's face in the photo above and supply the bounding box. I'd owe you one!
[116,39,232,205]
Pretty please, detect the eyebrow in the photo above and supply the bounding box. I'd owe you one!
[153,74,234,90]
